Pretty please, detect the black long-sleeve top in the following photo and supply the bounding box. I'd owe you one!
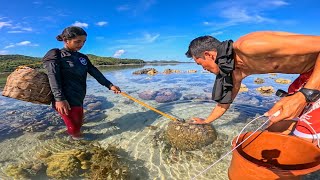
[42,48,113,106]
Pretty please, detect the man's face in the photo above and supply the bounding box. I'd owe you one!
[193,51,219,74]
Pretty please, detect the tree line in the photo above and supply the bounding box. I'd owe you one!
[0,54,186,73]
[0,54,145,73]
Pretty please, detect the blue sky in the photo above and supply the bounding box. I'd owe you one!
[0,0,319,61]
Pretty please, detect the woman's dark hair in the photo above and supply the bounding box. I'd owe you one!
[56,26,87,41]
[185,36,221,58]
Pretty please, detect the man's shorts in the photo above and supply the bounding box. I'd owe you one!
[293,100,320,140]
[287,69,320,140]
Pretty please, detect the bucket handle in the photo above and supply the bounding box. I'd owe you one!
[235,110,320,148]
[191,114,270,180]
[234,111,275,144]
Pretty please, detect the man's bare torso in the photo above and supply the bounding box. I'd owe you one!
[232,31,319,78]
[234,51,317,75]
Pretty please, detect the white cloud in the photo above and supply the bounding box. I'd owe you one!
[4,41,38,49]
[96,21,108,26]
[0,50,9,55]
[117,0,156,16]
[33,1,42,5]
[72,21,88,28]
[204,0,288,30]
[210,31,223,36]
[117,5,130,11]
[143,33,160,43]
[0,21,12,29]
[17,41,31,46]
[269,0,289,6]
[4,44,15,49]
[115,32,160,44]
[113,49,125,58]
[7,31,24,33]
[0,18,33,33]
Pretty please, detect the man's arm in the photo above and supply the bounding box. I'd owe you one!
[193,77,242,124]
[304,53,320,90]
[234,31,320,56]
[268,53,320,122]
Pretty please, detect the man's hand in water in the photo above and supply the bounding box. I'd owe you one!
[191,117,210,124]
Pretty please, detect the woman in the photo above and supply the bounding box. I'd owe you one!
[42,26,121,139]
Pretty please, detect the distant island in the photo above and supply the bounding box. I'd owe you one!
[0,54,191,73]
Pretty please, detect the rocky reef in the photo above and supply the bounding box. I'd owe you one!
[254,78,265,84]
[256,86,275,95]
[138,88,182,103]
[3,142,129,180]
[165,121,217,151]
[132,68,158,75]
[239,84,248,92]
[275,78,291,84]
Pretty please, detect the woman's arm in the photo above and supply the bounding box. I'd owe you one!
[42,48,66,102]
[86,57,113,89]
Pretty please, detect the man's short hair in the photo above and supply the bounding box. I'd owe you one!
[185,36,221,58]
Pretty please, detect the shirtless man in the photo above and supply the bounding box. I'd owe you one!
[185,31,320,144]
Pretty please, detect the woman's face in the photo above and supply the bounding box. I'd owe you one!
[65,35,87,52]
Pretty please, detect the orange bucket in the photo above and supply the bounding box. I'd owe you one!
[228,131,320,180]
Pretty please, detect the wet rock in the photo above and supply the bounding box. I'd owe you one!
[183,94,210,101]
[186,70,197,73]
[256,86,275,95]
[254,78,265,84]
[155,88,181,103]
[138,90,159,100]
[46,151,81,179]
[269,73,278,76]
[165,121,217,151]
[147,69,158,75]
[133,68,158,75]
[275,78,291,84]
[203,87,213,93]
[4,164,30,179]
[36,143,129,180]
[239,84,248,92]
[163,69,181,74]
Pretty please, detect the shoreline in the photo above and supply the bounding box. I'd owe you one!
[0,62,194,74]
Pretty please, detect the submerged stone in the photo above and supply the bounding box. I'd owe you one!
[165,121,217,151]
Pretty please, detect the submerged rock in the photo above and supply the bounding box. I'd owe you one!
[275,78,291,84]
[138,90,159,100]
[163,69,181,74]
[133,68,158,75]
[138,88,181,103]
[254,78,265,84]
[155,88,181,103]
[46,151,81,179]
[165,121,217,151]
[239,84,248,92]
[182,94,210,101]
[40,143,128,180]
[256,86,275,95]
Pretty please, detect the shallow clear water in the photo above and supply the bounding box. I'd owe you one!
[0,63,319,179]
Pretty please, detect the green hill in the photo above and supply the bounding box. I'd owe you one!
[0,54,146,73]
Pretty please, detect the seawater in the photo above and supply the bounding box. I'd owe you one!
[0,63,318,179]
